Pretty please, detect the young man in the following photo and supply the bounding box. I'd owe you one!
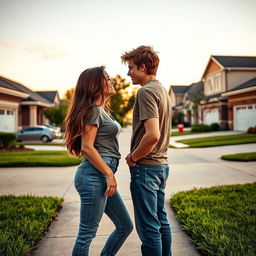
[121,46,172,256]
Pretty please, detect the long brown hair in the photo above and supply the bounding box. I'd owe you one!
[64,66,109,157]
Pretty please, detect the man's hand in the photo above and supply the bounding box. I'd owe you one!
[125,153,137,167]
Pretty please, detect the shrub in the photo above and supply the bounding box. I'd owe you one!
[0,132,16,148]
[191,124,211,132]
[210,122,220,131]
[247,126,256,134]
[183,122,191,128]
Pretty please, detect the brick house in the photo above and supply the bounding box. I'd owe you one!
[170,82,204,125]
[200,55,256,130]
[0,75,60,133]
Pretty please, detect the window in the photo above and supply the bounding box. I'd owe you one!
[7,110,14,115]
[0,109,4,115]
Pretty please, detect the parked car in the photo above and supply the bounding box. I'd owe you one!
[16,126,58,143]
[42,124,62,139]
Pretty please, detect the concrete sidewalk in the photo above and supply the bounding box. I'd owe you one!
[1,127,256,255]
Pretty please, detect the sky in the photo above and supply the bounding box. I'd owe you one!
[0,0,256,98]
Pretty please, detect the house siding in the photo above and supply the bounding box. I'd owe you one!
[204,59,221,75]
[226,70,256,91]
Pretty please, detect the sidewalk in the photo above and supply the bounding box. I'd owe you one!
[1,127,256,255]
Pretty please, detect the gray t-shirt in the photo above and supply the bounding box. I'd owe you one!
[131,80,172,164]
[85,105,121,159]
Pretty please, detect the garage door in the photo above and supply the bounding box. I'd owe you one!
[0,109,16,133]
[204,109,219,125]
[234,104,256,131]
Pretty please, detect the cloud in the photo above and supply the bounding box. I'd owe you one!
[0,42,21,49]
[25,44,69,59]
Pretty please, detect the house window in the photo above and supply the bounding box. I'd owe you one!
[0,109,4,115]
[206,73,222,94]
[7,110,14,115]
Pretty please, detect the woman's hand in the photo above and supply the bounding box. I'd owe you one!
[105,173,117,196]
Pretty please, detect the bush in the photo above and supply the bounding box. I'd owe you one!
[247,126,256,134]
[0,132,16,148]
[183,122,191,128]
[191,124,211,132]
[210,122,220,131]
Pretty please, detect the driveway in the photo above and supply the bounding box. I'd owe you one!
[0,127,255,256]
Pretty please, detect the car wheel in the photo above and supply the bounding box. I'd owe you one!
[41,135,50,143]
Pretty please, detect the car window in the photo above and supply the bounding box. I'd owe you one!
[34,128,44,131]
[24,128,34,132]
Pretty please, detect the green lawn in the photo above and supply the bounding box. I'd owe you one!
[170,183,256,256]
[0,151,81,167]
[221,152,256,161]
[171,131,194,136]
[176,133,256,147]
[0,195,63,256]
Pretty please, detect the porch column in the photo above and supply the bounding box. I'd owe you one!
[29,105,37,126]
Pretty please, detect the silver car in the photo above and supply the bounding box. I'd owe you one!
[42,124,62,139]
[16,126,57,143]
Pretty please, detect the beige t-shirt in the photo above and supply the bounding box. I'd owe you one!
[131,80,172,164]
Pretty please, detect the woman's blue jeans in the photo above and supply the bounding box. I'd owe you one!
[72,157,133,256]
[130,163,172,256]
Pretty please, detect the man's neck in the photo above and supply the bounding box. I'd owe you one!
[141,75,156,86]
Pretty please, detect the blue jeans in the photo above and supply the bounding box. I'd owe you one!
[130,164,172,256]
[72,156,133,256]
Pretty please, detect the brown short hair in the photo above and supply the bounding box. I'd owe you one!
[121,45,159,75]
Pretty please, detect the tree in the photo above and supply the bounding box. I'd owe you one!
[43,103,68,128]
[110,75,136,126]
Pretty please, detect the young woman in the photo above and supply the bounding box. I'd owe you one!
[64,66,133,256]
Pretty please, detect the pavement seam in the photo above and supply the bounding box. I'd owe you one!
[62,181,74,198]
[219,163,256,177]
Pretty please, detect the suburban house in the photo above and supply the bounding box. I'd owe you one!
[171,55,256,131]
[0,75,60,133]
[170,82,204,125]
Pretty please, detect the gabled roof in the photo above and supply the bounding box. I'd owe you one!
[185,82,204,101]
[213,56,256,68]
[222,77,256,97]
[36,91,59,103]
[202,55,256,79]
[0,75,52,106]
[170,85,189,94]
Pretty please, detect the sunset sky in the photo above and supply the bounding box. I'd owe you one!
[0,0,256,97]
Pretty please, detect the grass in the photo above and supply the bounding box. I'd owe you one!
[0,151,81,167]
[176,133,256,147]
[170,183,256,256]
[221,152,256,161]
[171,131,194,136]
[0,195,63,256]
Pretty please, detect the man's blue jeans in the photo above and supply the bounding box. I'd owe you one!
[72,157,133,256]
[130,163,172,256]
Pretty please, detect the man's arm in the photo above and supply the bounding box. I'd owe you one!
[126,117,160,166]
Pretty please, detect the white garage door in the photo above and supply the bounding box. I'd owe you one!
[234,104,256,131]
[204,109,219,125]
[0,109,16,133]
